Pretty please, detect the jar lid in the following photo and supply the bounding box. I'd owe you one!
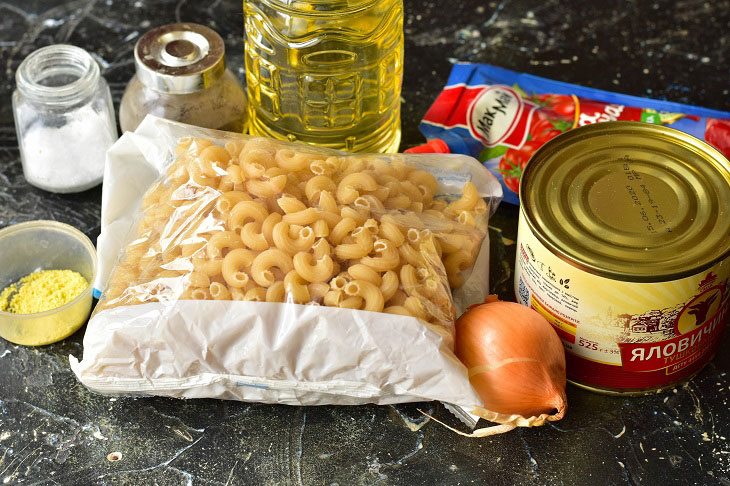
[134,23,225,94]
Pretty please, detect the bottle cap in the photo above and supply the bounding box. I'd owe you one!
[135,23,225,94]
[404,138,451,154]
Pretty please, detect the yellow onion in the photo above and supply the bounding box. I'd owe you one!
[455,295,567,421]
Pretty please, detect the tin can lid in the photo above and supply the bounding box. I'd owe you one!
[134,23,225,94]
[520,121,730,282]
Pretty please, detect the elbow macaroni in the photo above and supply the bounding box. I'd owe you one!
[97,136,490,330]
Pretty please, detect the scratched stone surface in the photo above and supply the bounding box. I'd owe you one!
[1,0,729,484]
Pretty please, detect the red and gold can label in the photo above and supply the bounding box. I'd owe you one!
[515,215,729,392]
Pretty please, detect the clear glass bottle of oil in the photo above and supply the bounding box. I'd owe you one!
[243,0,403,153]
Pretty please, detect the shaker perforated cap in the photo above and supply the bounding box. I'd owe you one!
[134,23,225,94]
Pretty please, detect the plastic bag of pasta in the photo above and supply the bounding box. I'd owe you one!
[71,116,502,411]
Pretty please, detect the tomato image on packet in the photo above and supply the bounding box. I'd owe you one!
[408,63,730,205]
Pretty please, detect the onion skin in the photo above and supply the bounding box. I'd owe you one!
[455,295,567,419]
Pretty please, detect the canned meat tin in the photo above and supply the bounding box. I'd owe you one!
[515,121,730,394]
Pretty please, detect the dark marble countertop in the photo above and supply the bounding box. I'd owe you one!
[1,0,730,484]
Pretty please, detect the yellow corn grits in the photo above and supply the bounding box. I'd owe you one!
[0,270,88,314]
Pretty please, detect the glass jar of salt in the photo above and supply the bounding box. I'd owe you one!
[119,23,247,133]
[12,45,118,193]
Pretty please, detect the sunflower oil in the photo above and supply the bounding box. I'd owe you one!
[244,0,403,153]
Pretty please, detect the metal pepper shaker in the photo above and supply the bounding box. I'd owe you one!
[119,23,247,133]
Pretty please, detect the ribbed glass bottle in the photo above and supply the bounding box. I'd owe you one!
[244,0,403,153]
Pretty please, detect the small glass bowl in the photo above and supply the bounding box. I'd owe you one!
[0,220,97,346]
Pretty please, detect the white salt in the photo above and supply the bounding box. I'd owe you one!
[20,105,117,193]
